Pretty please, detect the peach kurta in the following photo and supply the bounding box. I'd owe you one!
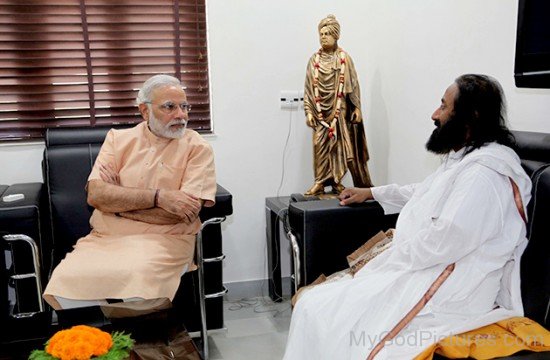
[44,122,216,302]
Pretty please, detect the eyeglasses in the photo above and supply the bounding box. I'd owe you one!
[144,101,192,114]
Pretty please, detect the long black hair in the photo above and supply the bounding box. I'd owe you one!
[453,74,515,153]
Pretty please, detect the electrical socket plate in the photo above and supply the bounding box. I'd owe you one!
[280,90,304,110]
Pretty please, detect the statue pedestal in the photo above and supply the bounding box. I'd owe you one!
[291,192,339,202]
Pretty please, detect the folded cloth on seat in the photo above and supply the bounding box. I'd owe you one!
[414,316,550,360]
[291,229,394,307]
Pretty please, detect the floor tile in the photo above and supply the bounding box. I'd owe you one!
[208,296,291,359]
[223,316,279,338]
[211,332,288,360]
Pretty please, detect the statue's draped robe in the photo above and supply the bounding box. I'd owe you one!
[304,50,372,188]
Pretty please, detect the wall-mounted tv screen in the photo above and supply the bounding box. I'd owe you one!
[514,0,550,88]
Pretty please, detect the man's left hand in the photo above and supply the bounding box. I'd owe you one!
[99,162,120,185]
[338,187,373,205]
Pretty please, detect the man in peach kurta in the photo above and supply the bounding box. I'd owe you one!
[44,75,216,309]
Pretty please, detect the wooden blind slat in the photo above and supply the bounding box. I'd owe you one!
[81,64,206,75]
[0,92,214,104]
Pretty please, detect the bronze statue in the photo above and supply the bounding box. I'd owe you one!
[304,14,373,196]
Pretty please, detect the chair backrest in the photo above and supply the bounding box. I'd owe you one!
[512,130,550,329]
[44,126,115,265]
[512,130,550,176]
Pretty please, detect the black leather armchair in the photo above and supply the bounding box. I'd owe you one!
[1,126,232,358]
[512,131,550,332]
[287,130,549,358]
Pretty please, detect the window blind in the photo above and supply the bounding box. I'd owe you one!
[0,0,210,141]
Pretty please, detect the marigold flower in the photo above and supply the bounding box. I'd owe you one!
[31,326,133,360]
[45,325,112,360]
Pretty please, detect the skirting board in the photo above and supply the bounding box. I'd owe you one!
[224,277,291,301]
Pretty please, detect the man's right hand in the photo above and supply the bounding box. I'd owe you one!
[157,190,202,223]
[338,187,373,206]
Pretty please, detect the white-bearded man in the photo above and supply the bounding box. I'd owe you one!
[44,74,216,310]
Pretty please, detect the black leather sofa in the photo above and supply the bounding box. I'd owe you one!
[288,130,549,358]
[0,126,232,352]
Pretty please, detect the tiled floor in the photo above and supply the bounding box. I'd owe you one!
[208,296,291,360]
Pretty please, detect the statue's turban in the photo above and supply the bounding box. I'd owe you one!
[318,14,340,40]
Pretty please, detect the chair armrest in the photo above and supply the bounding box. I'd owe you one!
[2,234,45,316]
[0,183,51,283]
[199,184,233,221]
[0,185,8,198]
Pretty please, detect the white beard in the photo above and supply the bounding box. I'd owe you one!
[148,110,187,139]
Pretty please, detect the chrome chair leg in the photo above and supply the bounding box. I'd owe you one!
[286,231,301,293]
[2,234,45,318]
[196,216,226,360]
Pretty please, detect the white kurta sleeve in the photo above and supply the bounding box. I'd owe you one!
[371,183,418,214]
[386,165,507,271]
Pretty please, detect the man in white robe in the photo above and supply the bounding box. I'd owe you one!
[283,74,532,359]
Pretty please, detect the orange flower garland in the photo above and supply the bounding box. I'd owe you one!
[312,48,347,140]
[45,325,112,360]
[30,325,133,360]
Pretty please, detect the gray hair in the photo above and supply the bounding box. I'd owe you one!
[136,74,182,105]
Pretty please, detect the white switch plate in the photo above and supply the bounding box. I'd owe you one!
[280,90,303,110]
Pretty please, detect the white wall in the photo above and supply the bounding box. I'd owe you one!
[1,0,549,285]
[0,142,44,184]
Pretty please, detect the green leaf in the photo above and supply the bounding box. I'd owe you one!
[28,350,56,360]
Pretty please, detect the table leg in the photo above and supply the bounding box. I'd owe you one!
[266,206,283,302]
